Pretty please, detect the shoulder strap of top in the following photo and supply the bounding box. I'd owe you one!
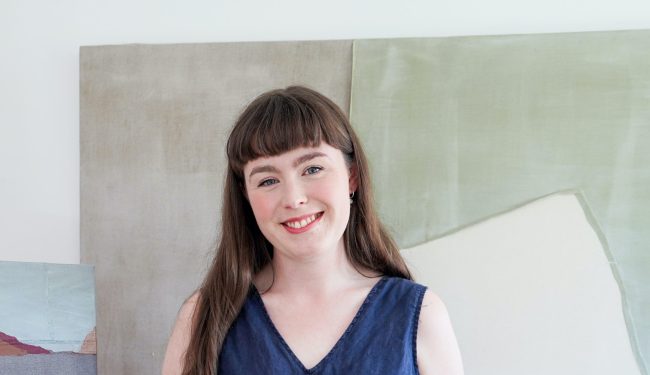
[320,276,427,374]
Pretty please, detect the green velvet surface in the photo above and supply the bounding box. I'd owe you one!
[350,30,650,373]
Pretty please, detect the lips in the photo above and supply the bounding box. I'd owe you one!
[282,212,323,233]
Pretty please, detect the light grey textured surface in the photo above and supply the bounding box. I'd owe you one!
[80,41,352,375]
[0,353,96,375]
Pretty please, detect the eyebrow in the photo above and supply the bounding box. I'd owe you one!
[248,152,329,182]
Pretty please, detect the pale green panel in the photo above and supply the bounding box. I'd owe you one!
[351,30,650,373]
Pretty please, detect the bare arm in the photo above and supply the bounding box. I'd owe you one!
[416,290,464,375]
[162,293,199,375]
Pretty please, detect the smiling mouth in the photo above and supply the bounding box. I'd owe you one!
[282,212,323,230]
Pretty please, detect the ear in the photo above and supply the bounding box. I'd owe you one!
[348,163,359,194]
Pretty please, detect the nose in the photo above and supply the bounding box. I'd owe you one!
[282,180,307,209]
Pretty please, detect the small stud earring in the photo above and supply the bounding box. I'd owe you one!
[349,191,355,204]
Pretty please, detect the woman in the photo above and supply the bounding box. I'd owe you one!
[162,86,464,375]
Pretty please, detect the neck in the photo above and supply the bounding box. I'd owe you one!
[256,241,370,297]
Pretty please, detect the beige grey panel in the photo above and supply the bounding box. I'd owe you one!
[80,41,352,375]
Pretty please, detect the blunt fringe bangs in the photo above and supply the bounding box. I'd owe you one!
[226,86,354,179]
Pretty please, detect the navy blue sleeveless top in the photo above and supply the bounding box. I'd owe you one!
[218,276,427,374]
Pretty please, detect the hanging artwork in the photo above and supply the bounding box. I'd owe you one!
[81,29,649,375]
[350,30,650,374]
[0,261,96,374]
[80,40,353,375]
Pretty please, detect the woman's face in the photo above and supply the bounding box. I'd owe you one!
[243,143,357,260]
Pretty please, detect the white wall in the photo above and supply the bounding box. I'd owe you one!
[1,0,649,264]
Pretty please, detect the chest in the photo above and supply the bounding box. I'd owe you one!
[261,291,368,369]
[218,278,423,374]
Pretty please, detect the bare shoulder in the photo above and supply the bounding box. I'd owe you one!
[162,292,200,375]
[416,290,464,375]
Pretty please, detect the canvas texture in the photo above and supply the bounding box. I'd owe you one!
[350,31,650,374]
[80,41,352,375]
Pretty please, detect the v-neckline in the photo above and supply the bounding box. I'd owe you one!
[251,276,388,373]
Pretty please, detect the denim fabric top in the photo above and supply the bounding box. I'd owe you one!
[218,276,427,374]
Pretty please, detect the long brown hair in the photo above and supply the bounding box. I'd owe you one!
[182,86,412,375]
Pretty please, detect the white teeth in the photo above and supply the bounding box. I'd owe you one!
[285,213,319,229]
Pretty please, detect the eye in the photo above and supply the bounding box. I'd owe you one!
[258,178,278,187]
[304,166,323,175]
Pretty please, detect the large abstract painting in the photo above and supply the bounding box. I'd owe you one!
[81,30,648,374]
